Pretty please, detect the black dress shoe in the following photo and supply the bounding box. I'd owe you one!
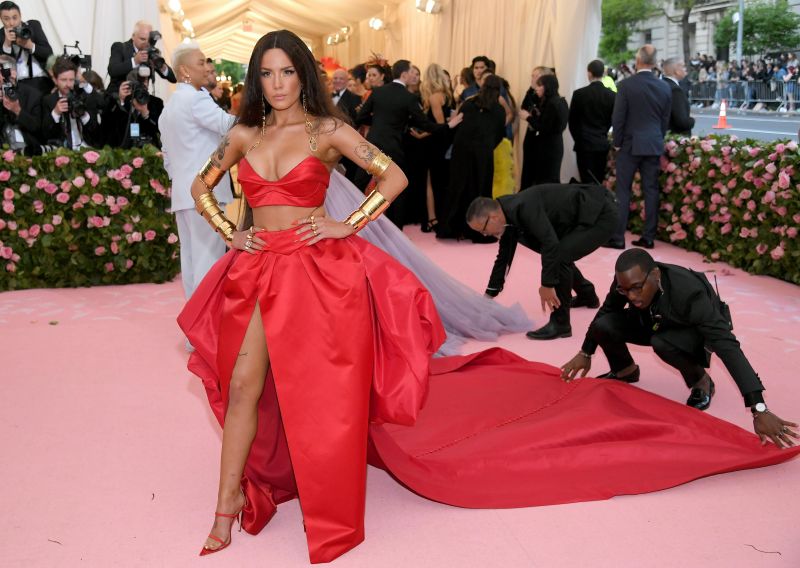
[570,294,600,309]
[601,240,625,250]
[526,322,572,340]
[686,378,715,411]
[596,367,640,383]
[631,238,655,249]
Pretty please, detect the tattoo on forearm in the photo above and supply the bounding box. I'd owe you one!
[355,142,377,164]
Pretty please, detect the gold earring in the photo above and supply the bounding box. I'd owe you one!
[302,90,317,152]
[183,75,191,83]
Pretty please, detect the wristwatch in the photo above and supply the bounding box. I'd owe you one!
[751,402,768,415]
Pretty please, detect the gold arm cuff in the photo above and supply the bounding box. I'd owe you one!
[344,209,369,233]
[195,191,235,241]
[366,152,392,177]
[198,158,225,190]
[361,189,390,220]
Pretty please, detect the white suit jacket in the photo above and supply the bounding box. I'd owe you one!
[159,83,237,212]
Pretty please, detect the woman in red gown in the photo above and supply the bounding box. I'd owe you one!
[179,30,799,565]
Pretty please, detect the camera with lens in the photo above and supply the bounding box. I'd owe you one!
[131,81,150,105]
[11,23,32,41]
[65,84,88,119]
[0,65,17,101]
[146,30,165,70]
[63,42,92,71]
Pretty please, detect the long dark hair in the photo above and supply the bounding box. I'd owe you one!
[537,74,560,104]
[475,74,501,110]
[239,30,341,127]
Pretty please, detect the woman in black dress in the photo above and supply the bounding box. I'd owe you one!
[519,74,568,188]
[438,74,505,241]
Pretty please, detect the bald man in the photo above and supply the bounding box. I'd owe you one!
[107,20,176,94]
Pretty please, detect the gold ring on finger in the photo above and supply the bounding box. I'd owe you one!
[245,241,252,249]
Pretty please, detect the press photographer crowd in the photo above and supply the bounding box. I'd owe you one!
[0,2,193,155]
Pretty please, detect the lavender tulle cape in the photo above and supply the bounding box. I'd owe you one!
[324,170,532,355]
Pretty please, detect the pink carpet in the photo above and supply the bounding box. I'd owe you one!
[2,229,798,567]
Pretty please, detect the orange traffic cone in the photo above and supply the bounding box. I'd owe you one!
[712,99,730,129]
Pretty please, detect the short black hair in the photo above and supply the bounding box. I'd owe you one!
[471,55,491,68]
[52,56,77,78]
[349,63,366,83]
[392,59,411,80]
[465,197,499,223]
[0,2,20,13]
[587,59,605,79]
[614,249,656,274]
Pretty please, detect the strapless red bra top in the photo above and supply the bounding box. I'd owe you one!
[238,155,329,207]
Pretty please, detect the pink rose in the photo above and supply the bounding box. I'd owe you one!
[55,192,70,204]
[121,178,132,189]
[753,178,765,189]
[45,183,57,195]
[60,180,72,192]
[0,219,5,230]
[775,143,786,153]
[2,149,15,162]
[5,261,15,272]
[95,246,106,256]
[710,193,722,204]
[29,224,40,237]
[748,147,761,157]
[0,246,11,259]
[765,162,777,174]
[89,216,104,228]
[738,189,751,200]
[761,191,776,204]
[7,220,16,230]
[756,243,768,255]
[0,170,10,182]
[670,229,688,242]
[775,206,787,217]
[35,178,48,189]
[167,233,178,244]
[27,167,36,176]
[110,241,119,254]
[116,196,129,206]
[721,223,732,235]
[104,262,114,272]
[149,179,166,194]
[55,156,70,167]
[144,230,156,241]
[2,201,13,214]
[695,226,705,238]
[51,214,62,225]
[120,164,133,176]
[72,202,83,210]
[43,223,54,233]
[131,185,141,194]
[727,179,737,189]
[3,187,13,200]
[125,259,134,269]
[17,228,28,238]
[132,157,145,168]
[33,200,43,213]
[105,196,116,207]
[73,176,85,188]
[788,227,798,239]
[90,175,100,187]
[91,193,104,205]
[770,246,784,260]
[746,200,756,211]
[743,170,754,182]
[110,205,121,215]
[666,162,677,172]
[83,150,100,164]
[19,184,29,194]
[743,212,752,221]
[778,172,791,189]
[113,169,127,181]
[707,169,716,178]
[131,231,142,242]
[123,223,133,232]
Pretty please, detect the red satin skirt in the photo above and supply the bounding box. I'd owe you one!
[179,229,800,564]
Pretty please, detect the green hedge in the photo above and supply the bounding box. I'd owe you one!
[0,146,179,291]
[607,135,800,285]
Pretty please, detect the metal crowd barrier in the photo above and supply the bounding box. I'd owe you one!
[688,79,798,111]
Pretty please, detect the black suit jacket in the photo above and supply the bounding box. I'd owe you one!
[612,70,671,156]
[334,89,361,125]
[581,263,764,403]
[41,91,101,148]
[355,82,441,161]
[663,77,695,136]
[0,81,43,148]
[107,95,163,148]
[107,39,176,94]
[568,81,615,152]
[0,19,52,77]
[487,184,616,291]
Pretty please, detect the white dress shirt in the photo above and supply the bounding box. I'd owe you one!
[159,83,236,212]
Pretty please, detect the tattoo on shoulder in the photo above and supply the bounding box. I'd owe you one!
[355,142,377,163]
[214,133,230,162]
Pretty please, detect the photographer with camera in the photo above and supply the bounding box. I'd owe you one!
[0,1,53,98]
[107,21,175,95]
[41,56,100,149]
[108,68,162,148]
[0,52,42,152]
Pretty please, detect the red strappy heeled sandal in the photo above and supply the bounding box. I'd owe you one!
[199,493,246,557]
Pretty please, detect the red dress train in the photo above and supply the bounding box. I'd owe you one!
[178,156,799,564]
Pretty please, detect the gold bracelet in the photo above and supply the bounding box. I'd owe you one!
[366,152,392,177]
[198,158,225,190]
[344,209,369,232]
[195,191,235,241]
[361,189,389,219]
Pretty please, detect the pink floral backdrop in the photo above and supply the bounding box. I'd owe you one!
[0,146,178,291]
[606,135,799,285]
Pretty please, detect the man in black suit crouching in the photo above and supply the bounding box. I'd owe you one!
[355,59,460,227]
[560,249,798,449]
[568,59,615,185]
[0,1,53,98]
[662,57,695,136]
[107,21,175,95]
[606,45,671,250]
[466,184,618,340]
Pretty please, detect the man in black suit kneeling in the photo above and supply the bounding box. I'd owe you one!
[466,184,618,340]
[560,249,798,448]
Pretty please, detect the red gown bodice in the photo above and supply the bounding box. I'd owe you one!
[237,155,329,208]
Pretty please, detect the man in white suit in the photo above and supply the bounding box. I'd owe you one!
[159,42,236,299]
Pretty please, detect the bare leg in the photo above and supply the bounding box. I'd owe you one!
[425,171,436,224]
[203,302,269,551]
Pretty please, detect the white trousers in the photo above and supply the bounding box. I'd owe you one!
[175,208,228,299]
